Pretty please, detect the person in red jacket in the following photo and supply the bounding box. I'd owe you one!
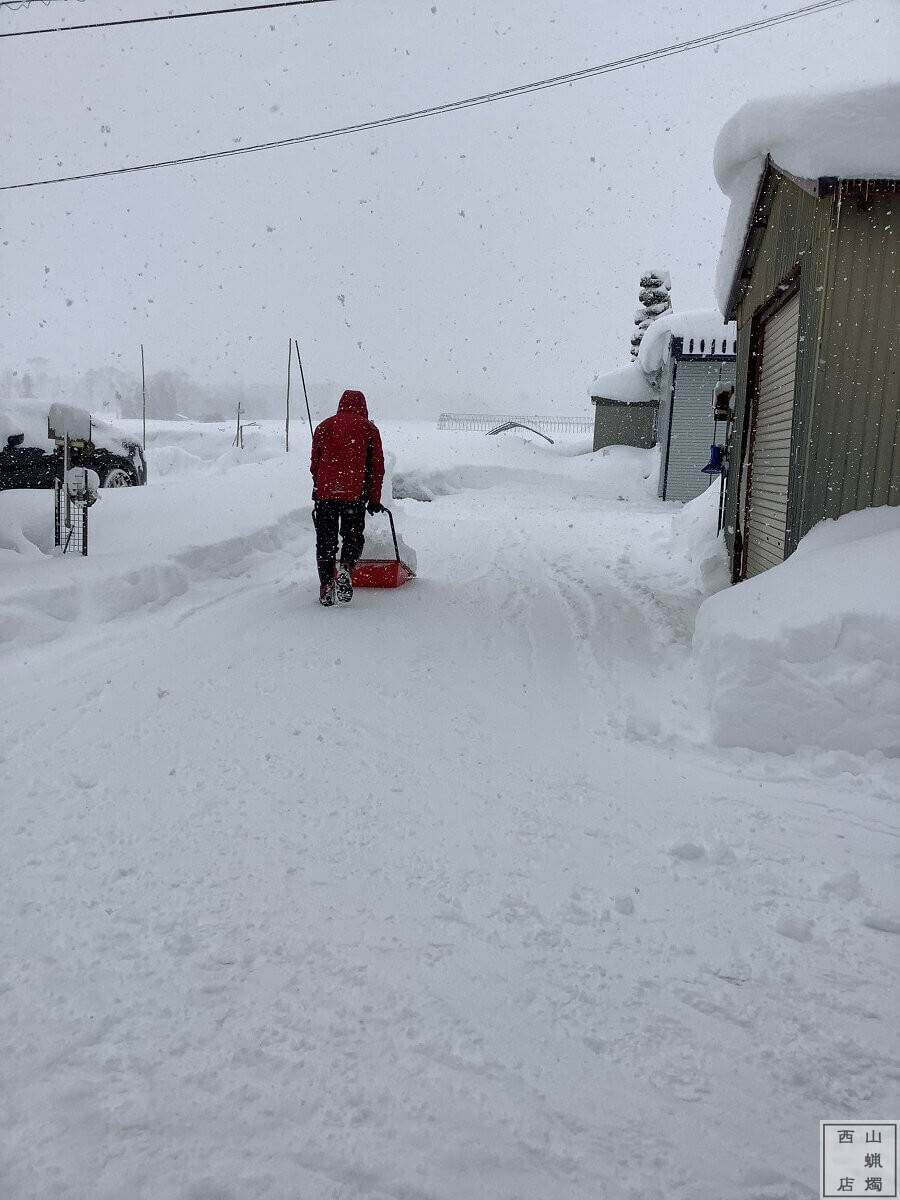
[310,389,385,606]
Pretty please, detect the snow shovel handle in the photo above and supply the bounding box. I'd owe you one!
[377,505,401,563]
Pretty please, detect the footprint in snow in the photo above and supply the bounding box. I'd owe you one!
[669,841,706,861]
[775,915,814,943]
[668,841,736,866]
[818,869,862,902]
[861,913,900,935]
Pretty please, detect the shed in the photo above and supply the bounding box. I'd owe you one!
[714,82,900,582]
[638,311,737,502]
[590,362,657,451]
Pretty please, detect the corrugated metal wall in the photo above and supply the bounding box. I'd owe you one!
[724,170,899,578]
[796,188,900,532]
[592,400,658,451]
[660,357,736,502]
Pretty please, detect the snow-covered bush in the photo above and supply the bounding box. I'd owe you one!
[629,268,672,359]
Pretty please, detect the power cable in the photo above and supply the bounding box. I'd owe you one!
[0,0,339,34]
[1,2,86,10]
[0,0,861,192]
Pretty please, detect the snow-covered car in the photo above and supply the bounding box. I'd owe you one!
[0,400,147,490]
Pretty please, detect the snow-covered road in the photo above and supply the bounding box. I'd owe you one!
[1,423,897,1200]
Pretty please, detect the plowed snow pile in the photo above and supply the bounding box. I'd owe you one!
[695,505,900,756]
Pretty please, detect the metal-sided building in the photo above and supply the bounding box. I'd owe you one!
[590,363,658,451]
[655,331,736,502]
[716,86,900,581]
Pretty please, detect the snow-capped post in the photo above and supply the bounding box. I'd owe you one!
[630,269,672,359]
[294,340,313,438]
[285,338,292,453]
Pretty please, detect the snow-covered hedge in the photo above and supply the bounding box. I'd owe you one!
[694,506,900,756]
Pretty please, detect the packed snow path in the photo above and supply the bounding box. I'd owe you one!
[1,424,897,1200]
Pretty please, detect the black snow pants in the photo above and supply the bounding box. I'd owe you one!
[313,500,366,585]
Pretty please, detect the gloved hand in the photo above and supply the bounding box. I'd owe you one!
[366,501,384,515]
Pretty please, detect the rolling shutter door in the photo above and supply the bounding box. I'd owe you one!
[745,292,800,578]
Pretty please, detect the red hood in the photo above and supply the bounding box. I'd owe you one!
[337,389,368,418]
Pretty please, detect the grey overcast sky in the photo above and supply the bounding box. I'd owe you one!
[1,0,898,415]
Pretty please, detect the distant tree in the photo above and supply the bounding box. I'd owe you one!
[146,372,180,420]
[20,373,34,398]
[630,269,672,359]
[80,367,141,418]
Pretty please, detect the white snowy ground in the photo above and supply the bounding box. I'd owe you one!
[1,420,898,1200]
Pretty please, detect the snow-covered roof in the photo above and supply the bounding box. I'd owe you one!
[590,362,656,405]
[636,309,734,377]
[714,81,900,314]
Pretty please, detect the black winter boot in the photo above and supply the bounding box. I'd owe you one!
[336,562,354,603]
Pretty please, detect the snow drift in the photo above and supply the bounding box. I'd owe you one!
[694,506,900,756]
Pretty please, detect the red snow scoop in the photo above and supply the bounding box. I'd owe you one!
[351,506,416,588]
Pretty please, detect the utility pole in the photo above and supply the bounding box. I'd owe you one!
[285,338,292,453]
[294,340,313,438]
[140,343,147,450]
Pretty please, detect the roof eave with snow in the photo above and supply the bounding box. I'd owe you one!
[722,157,900,321]
[590,362,656,406]
[714,82,900,318]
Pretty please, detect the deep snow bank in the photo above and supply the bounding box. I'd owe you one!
[670,483,730,596]
[0,420,431,649]
[694,506,900,756]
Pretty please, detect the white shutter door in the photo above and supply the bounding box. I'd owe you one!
[745,292,800,578]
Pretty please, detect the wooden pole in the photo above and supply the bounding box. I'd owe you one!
[285,338,292,453]
[294,340,313,438]
[140,343,147,450]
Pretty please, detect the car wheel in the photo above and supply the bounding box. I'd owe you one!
[102,467,135,488]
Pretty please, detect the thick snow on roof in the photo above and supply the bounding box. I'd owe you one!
[636,309,734,377]
[713,81,900,313]
[590,362,655,405]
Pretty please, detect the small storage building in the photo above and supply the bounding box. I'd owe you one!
[714,82,900,581]
[590,363,657,451]
[638,312,737,502]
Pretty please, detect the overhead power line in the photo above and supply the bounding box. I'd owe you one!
[0,0,339,34]
[0,0,860,192]
[1,2,86,10]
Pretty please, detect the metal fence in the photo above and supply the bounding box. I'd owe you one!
[54,479,89,556]
[437,413,593,434]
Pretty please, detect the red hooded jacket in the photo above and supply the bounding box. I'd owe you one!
[310,390,385,505]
